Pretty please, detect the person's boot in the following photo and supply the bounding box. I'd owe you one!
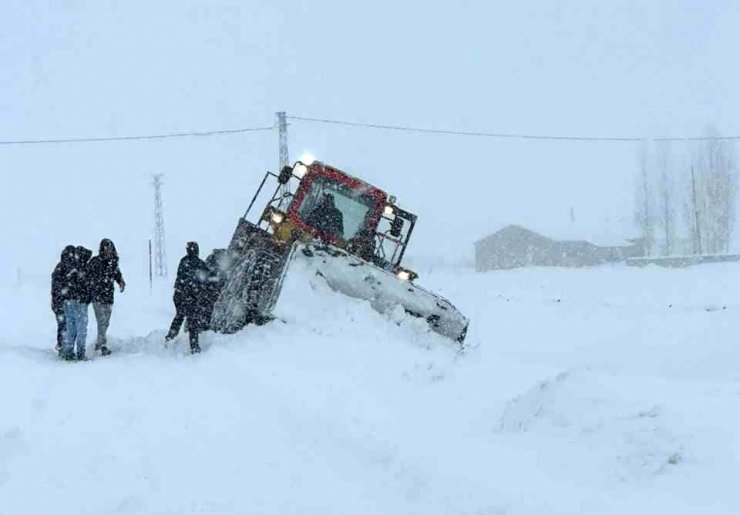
[100,345,111,356]
[164,331,177,342]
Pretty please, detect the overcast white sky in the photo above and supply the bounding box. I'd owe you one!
[2,0,739,285]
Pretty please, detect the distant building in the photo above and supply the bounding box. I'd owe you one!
[474,225,644,271]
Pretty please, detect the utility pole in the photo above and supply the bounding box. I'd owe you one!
[277,111,289,171]
[152,174,168,277]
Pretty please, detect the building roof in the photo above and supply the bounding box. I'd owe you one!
[476,220,637,248]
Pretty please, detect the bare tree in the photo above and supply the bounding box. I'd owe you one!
[690,133,737,254]
[637,129,736,257]
[634,141,654,256]
[655,141,676,255]
[689,164,703,254]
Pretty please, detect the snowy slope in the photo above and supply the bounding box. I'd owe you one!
[2,263,740,514]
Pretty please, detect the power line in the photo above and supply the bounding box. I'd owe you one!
[3,114,740,146]
[0,125,274,146]
[288,115,740,143]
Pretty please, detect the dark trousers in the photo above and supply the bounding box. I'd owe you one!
[168,307,200,351]
[168,308,185,337]
[54,307,66,348]
[189,329,199,348]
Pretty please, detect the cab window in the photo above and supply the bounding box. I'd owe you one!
[297,176,378,240]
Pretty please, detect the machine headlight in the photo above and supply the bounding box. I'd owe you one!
[293,163,309,179]
[396,269,418,282]
[270,210,285,224]
[384,205,395,216]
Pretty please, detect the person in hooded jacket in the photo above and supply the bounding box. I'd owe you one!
[51,245,76,353]
[87,238,126,356]
[167,242,210,354]
[305,193,344,239]
[61,246,93,360]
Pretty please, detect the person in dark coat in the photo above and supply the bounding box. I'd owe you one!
[305,193,345,239]
[51,245,76,353]
[87,239,125,356]
[166,242,210,353]
[61,246,93,360]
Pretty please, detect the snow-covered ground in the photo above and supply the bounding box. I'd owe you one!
[2,263,740,514]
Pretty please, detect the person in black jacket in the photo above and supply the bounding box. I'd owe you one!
[51,245,76,353]
[305,193,345,239]
[166,242,210,354]
[87,239,126,356]
[61,246,92,360]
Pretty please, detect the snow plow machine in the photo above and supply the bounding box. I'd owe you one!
[209,160,469,344]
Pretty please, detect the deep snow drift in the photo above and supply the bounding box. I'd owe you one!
[1,263,740,514]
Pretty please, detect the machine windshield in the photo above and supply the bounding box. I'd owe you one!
[297,175,378,240]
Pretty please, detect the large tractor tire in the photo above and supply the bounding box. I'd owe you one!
[211,249,265,333]
[210,245,289,333]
